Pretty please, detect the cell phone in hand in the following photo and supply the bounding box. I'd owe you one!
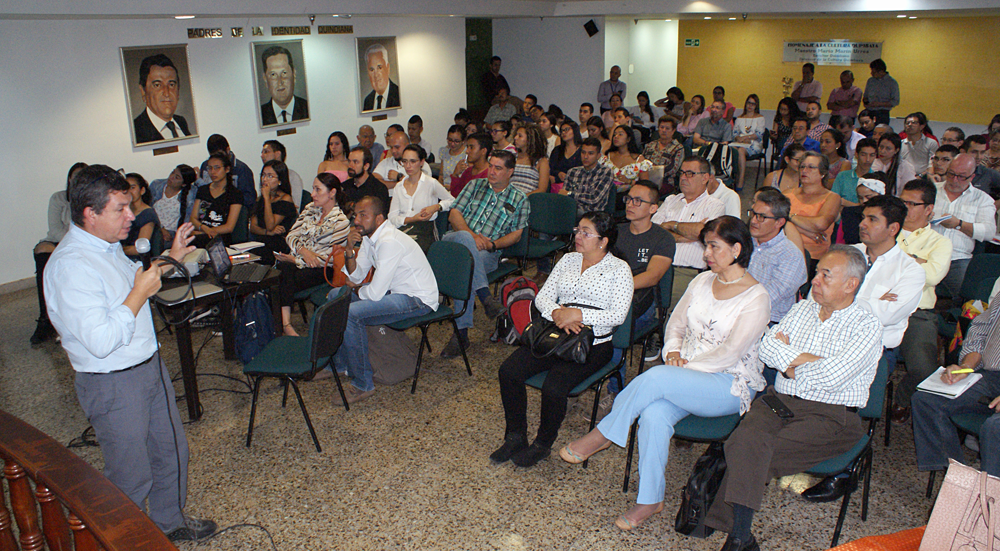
[763,394,794,419]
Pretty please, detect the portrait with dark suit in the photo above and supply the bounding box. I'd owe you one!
[120,45,198,147]
[252,40,310,129]
[357,37,402,114]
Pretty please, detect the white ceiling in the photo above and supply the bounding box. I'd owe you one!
[4,0,1000,19]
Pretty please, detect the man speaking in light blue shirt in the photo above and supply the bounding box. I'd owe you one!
[44,165,216,543]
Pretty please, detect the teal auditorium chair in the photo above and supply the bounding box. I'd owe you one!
[524,304,635,468]
[386,241,475,394]
[521,193,577,265]
[925,411,993,498]
[300,190,311,214]
[231,206,250,244]
[243,287,352,453]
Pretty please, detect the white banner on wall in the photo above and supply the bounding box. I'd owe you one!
[782,40,883,66]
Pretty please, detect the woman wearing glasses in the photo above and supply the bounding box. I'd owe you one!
[560,216,769,532]
[490,212,633,469]
[490,120,517,154]
[784,151,841,265]
[249,160,298,264]
[388,145,454,253]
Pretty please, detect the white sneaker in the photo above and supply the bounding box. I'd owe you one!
[583,392,617,424]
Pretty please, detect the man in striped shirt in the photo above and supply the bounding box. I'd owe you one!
[705,245,883,551]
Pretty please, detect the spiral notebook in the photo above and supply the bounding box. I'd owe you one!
[916,367,983,399]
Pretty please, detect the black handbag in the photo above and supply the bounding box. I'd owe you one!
[518,303,609,364]
[675,441,727,538]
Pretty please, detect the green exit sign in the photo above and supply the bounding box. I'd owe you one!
[684,38,700,47]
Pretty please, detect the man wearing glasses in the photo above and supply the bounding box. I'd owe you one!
[746,189,806,325]
[933,153,998,298]
[651,156,726,311]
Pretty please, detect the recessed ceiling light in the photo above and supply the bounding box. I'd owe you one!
[729,17,736,20]
[896,14,907,18]
[174,15,195,19]
[665,19,672,22]
[704,16,712,20]
[331,14,339,17]
[909,16,917,19]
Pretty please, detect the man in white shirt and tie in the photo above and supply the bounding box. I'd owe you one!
[332,196,439,405]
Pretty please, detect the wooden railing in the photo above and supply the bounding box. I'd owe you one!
[0,409,177,551]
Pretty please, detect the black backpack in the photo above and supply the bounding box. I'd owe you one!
[234,291,276,364]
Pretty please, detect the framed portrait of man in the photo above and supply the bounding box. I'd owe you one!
[356,36,401,114]
[251,39,310,129]
[120,44,198,147]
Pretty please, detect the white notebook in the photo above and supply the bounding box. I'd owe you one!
[916,366,982,399]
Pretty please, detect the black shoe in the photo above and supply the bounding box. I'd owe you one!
[166,517,217,542]
[802,474,856,503]
[440,332,470,359]
[29,319,55,346]
[510,442,551,467]
[490,434,528,464]
[481,294,507,320]
[720,534,759,551]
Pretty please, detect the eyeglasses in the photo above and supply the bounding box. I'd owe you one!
[446,138,463,144]
[260,172,277,180]
[800,164,821,171]
[901,200,929,208]
[747,209,779,222]
[572,227,599,239]
[400,158,421,165]
[946,170,974,181]
[490,129,505,134]
[623,195,655,206]
[678,170,708,179]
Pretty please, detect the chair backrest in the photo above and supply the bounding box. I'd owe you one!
[612,303,636,350]
[528,193,577,236]
[232,206,250,244]
[428,241,474,302]
[311,287,352,363]
[656,264,675,315]
[960,254,1000,303]
[300,190,311,214]
[604,184,616,216]
[859,354,890,420]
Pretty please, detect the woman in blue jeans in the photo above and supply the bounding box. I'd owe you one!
[560,216,771,531]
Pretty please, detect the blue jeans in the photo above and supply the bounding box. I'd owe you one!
[937,258,971,300]
[597,365,741,504]
[442,231,501,330]
[331,290,432,392]
[913,370,1000,477]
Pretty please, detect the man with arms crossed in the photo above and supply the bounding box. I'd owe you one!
[332,196,439,404]
[45,166,215,542]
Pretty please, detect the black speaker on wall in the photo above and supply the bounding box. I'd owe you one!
[584,19,599,37]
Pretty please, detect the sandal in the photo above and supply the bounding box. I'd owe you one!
[614,502,664,531]
[559,440,612,464]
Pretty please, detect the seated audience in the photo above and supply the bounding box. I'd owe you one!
[962,135,1000,203]
[791,62,823,113]
[561,216,768,531]
[511,123,550,194]
[651,156,727,309]
[442,150,529,356]
[819,128,851,188]
[731,94,766,190]
[490,120,517,154]
[653,86,687,119]
[826,70,863,119]
[872,123,892,143]
[940,127,966,148]
[804,101,831,142]
[890,179,953,423]
[586,116,612,154]
[121,173,160,259]
[600,125,650,189]
[261,139,304,208]
[561,138,615,216]
[602,93,624,128]
[549,121,583,193]
[830,115,865,160]
[837,174,886,244]
[927,145,959,183]
[342,145,390,215]
[438,125,467,192]
[521,95,538,121]
[764,143,805,193]
[491,211,632,468]
[780,117,820,156]
[856,109,876,138]
[317,131,351,182]
[540,112,561,157]
[753,187,805,254]
[933,153,998,298]
[642,115,685,196]
[248,160,297,264]
[747,189,808,324]
[705,245,883,551]
[912,299,1000,478]
[677,94,709,140]
[274,173,351,336]
[484,85,518,125]
[152,164,198,242]
[578,103,594,137]
[450,132,492,197]
[831,138,878,205]
[189,151,243,247]
[784,151,841,264]
[692,100,734,148]
[770,97,801,154]
[900,112,939,176]
[629,91,660,129]
[200,134,256,209]
[612,107,644,145]
[329,196,439,405]
[528,104,545,124]
[31,162,87,345]
[356,124,384,166]
[374,131,432,192]
[407,115,432,159]
[388,145,454,252]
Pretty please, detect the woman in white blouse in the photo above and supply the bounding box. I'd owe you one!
[731,94,766,190]
[560,216,771,532]
[491,211,634,469]
[389,144,454,252]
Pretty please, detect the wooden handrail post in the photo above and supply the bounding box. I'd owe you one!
[0,491,18,551]
[36,482,71,551]
[68,513,100,551]
[3,461,44,551]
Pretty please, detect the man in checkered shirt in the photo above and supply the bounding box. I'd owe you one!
[704,245,883,551]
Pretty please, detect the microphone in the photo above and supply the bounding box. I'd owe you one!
[135,238,152,270]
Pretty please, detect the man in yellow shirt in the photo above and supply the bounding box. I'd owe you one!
[891,179,954,423]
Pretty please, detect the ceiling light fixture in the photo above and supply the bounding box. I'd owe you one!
[909,16,917,19]
[729,17,736,20]
[174,15,195,19]
[896,14,907,18]
[704,16,712,20]
[665,19,672,21]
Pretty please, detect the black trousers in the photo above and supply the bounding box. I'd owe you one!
[498,342,614,449]
[34,251,51,321]
[277,263,327,307]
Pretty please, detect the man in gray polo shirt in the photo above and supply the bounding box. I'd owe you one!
[692,100,734,147]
